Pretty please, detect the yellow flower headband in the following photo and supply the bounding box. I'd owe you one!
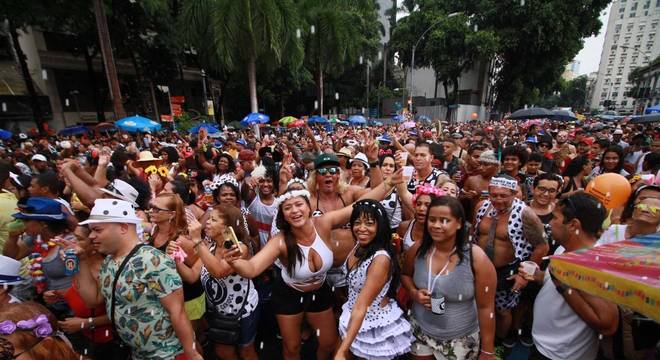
[145,165,169,177]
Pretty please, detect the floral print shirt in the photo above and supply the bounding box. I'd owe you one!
[100,245,183,359]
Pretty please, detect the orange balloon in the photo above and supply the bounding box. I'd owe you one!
[585,173,631,209]
[471,112,478,120]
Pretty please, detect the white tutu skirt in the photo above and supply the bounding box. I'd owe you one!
[339,305,414,359]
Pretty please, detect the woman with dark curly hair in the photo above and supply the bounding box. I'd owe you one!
[561,155,592,198]
[590,145,630,178]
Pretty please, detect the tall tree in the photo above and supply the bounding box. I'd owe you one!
[299,0,381,116]
[180,0,303,114]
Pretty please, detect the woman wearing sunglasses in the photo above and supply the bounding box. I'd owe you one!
[147,193,206,337]
[598,185,660,245]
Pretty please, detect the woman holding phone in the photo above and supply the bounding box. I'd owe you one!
[402,197,497,359]
[172,206,259,360]
[223,170,402,360]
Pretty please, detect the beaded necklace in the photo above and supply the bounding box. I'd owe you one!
[28,235,55,294]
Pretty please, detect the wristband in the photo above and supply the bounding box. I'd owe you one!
[369,161,379,168]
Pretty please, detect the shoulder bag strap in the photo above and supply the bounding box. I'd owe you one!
[111,243,146,331]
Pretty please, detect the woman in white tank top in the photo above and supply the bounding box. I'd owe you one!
[225,173,403,360]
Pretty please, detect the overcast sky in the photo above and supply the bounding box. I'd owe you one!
[575,3,612,75]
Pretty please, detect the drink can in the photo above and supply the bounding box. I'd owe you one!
[63,249,79,276]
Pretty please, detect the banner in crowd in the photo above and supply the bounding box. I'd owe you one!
[549,234,659,322]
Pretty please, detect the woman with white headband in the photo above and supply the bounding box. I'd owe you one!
[224,169,403,360]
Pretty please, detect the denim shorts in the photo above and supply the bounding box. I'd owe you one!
[237,307,260,347]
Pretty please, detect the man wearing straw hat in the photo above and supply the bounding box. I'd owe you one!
[75,199,202,360]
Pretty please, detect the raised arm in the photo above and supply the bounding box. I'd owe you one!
[224,233,282,278]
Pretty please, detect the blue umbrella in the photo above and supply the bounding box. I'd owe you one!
[416,115,432,123]
[308,115,329,125]
[189,123,220,134]
[115,115,162,133]
[0,129,11,140]
[644,104,660,114]
[58,125,88,136]
[551,109,577,122]
[241,112,269,126]
[392,114,405,122]
[348,115,366,125]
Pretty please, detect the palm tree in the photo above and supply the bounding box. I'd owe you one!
[181,0,303,114]
[299,0,381,116]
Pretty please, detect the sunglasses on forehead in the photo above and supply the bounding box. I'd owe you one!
[317,167,340,176]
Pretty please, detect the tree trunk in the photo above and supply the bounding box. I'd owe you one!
[317,66,324,116]
[83,47,105,122]
[247,53,260,138]
[433,71,439,99]
[93,0,126,120]
[9,26,45,134]
[443,81,450,121]
[149,80,159,122]
[247,54,258,113]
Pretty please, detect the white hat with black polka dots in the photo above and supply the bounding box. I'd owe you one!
[79,199,141,225]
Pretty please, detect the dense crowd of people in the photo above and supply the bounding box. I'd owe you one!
[0,118,657,360]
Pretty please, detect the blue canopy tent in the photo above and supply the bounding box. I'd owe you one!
[189,123,220,134]
[644,104,660,114]
[0,129,12,140]
[348,115,366,125]
[58,125,88,136]
[308,115,329,125]
[115,115,162,133]
[240,112,269,126]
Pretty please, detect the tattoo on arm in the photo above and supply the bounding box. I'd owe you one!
[522,207,547,246]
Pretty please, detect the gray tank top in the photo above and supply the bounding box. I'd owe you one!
[412,245,478,340]
[42,247,73,291]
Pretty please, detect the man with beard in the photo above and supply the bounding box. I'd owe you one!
[528,193,618,359]
[473,175,548,347]
[76,199,202,360]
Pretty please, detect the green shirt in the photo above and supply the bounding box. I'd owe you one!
[100,245,183,359]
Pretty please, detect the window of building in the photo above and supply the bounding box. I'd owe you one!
[631,2,638,10]
[612,92,619,98]
[619,5,626,12]
[616,77,622,84]
[652,21,659,29]
[601,92,608,98]
[630,12,636,18]
[644,0,651,8]
[621,100,628,106]
[627,24,634,32]
[616,24,623,33]
[620,13,625,19]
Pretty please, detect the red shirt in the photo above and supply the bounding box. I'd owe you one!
[63,286,113,343]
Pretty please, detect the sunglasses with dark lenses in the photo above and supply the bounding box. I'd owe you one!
[317,167,340,176]
[149,206,172,213]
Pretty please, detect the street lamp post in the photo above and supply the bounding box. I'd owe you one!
[409,12,461,113]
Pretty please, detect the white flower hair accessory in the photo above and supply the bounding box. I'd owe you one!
[210,174,239,190]
[286,178,308,190]
[489,176,518,191]
[274,189,311,208]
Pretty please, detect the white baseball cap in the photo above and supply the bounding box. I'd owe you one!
[79,199,141,225]
[99,179,139,207]
[613,129,623,135]
[31,154,47,162]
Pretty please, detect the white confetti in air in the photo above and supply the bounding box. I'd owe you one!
[458,294,463,301]
[81,322,84,329]
[568,289,573,295]
[105,330,109,337]
[193,343,196,350]
[300,296,303,303]
[606,192,610,198]
[331,286,335,292]
[316,329,320,336]
[518,329,522,335]
[151,309,154,316]
[484,286,489,293]
[127,308,130,315]
[335,241,339,247]
[80,356,83,360]
[599,334,603,340]
[510,270,514,276]
[84,348,88,355]
[642,276,648,281]
[575,229,580,235]
[260,342,264,349]
[312,294,316,301]
[597,203,601,209]
[407,309,412,317]
[604,282,609,288]
[490,312,494,319]
[596,256,600,261]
